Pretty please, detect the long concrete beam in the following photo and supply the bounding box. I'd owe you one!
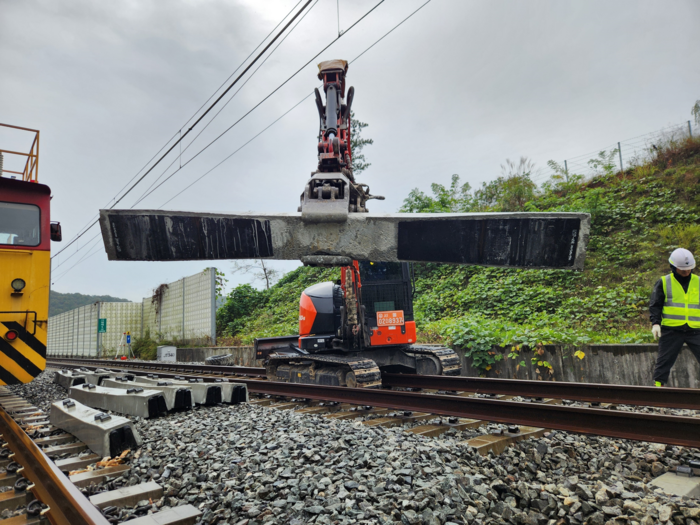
[99,209,590,269]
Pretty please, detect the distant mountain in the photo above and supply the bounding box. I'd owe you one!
[49,290,131,317]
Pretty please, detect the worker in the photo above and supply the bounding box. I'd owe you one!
[649,248,700,386]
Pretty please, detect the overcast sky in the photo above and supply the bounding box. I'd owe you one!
[2,0,699,301]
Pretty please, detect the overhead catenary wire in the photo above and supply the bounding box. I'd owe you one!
[59,1,309,249]
[131,0,321,207]
[156,0,433,208]
[53,0,435,280]
[51,232,102,272]
[134,0,388,206]
[51,0,314,261]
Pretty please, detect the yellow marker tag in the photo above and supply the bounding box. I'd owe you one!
[298,373,302,377]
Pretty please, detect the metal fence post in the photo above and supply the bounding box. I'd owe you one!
[618,142,623,172]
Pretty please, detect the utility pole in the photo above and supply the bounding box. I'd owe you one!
[689,120,693,139]
[618,142,623,172]
[564,160,569,182]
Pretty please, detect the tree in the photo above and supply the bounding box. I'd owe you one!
[471,157,537,212]
[216,284,266,337]
[587,148,619,177]
[400,157,538,214]
[693,100,700,127]
[231,259,279,290]
[350,111,373,176]
[400,174,472,213]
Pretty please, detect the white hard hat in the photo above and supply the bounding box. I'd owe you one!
[669,248,696,270]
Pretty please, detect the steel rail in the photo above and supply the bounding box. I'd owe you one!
[0,407,110,525]
[382,373,700,410]
[48,357,700,410]
[245,381,700,448]
[49,361,700,448]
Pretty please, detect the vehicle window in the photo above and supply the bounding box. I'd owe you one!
[0,202,41,247]
[359,261,404,282]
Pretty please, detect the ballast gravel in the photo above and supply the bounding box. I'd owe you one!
[6,371,700,525]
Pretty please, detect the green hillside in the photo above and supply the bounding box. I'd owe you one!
[217,136,700,371]
[49,290,130,317]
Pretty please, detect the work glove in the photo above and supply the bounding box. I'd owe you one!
[652,324,661,340]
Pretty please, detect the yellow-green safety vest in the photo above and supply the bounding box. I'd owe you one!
[661,273,700,328]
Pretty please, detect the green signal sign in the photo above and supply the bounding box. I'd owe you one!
[98,318,107,333]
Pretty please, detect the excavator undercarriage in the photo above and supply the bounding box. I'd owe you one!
[264,345,461,389]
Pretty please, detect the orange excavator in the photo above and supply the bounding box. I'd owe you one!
[256,60,460,388]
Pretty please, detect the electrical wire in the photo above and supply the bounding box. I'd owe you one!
[131,0,320,207]
[51,232,102,272]
[52,0,433,279]
[52,242,105,284]
[51,0,314,260]
[156,0,433,208]
[97,0,307,212]
[159,93,314,208]
[134,0,387,206]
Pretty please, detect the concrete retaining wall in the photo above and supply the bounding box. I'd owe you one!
[459,344,700,388]
[191,343,700,387]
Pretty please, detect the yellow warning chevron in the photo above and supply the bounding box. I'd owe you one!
[0,322,46,385]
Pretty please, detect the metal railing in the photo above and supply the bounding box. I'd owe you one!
[0,123,40,182]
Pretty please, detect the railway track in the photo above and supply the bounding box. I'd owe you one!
[47,358,700,449]
[1,359,696,523]
[0,385,204,524]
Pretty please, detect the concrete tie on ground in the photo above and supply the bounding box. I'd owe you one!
[101,378,194,411]
[89,481,163,509]
[53,369,87,389]
[120,504,202,525]
[49,398,142,458]
[650,472,700,498]
[69,383,168,419]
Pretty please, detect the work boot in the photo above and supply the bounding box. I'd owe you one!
[654,381,664,387]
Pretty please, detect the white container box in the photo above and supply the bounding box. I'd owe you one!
[157,345,177,362]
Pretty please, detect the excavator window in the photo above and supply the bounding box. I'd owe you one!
[359,261,403,282]
[358,261,414,322]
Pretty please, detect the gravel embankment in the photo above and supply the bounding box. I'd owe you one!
[5,371,700,525]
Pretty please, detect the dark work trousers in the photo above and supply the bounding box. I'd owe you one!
[653,328,700,384]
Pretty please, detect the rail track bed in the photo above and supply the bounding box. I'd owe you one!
[0,373,206,524]
[27,363,700,524]
[49,357,700,448]
[2,361,700,524]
